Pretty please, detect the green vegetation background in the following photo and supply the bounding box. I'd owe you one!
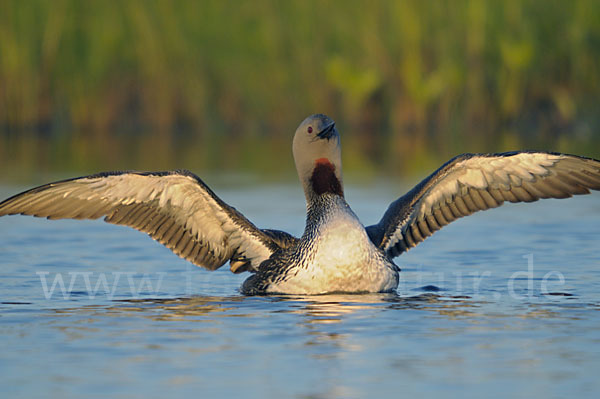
[1,0,599,182]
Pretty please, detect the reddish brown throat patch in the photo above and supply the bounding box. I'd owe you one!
[310,158,343,196]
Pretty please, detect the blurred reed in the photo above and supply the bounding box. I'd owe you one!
[0,0,599,181]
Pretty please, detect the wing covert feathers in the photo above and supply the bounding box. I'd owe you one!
[366,152,600,258]
[0,170,295,272]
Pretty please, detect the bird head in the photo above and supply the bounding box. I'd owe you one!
[292,114,344,200]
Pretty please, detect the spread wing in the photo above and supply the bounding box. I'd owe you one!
[0,170,297,272]
[366,151,600,258]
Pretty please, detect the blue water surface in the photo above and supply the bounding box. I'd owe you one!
[1,179,599,398]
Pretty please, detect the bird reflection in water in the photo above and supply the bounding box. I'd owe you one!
[93,292,478,323]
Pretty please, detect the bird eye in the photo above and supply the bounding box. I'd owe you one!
[307,126,313,134]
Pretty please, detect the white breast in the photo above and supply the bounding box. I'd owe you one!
[312,211,372,266]
[267,206,397,294]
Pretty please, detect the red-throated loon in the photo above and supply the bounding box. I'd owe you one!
[1,114,600,294]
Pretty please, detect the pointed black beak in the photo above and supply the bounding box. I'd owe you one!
[316,122,337,140]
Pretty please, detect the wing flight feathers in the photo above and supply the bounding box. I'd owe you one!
[0,170,294,272]
[367,152,600,258]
